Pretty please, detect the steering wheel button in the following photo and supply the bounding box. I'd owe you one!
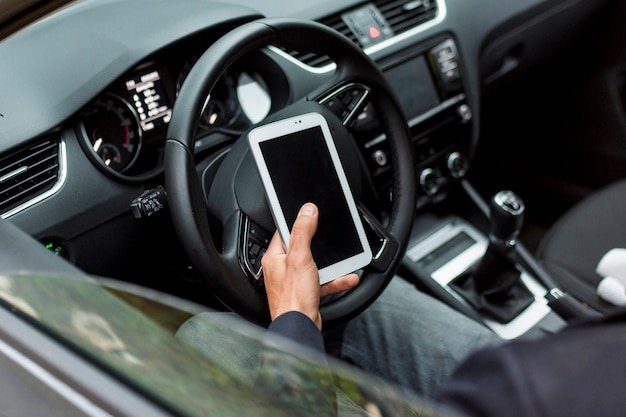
[250,243,262,257]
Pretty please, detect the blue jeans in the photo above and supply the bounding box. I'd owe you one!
[326,277,503,398]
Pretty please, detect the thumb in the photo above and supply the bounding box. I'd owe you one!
[288,203,318,252]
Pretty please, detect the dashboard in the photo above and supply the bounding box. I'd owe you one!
[0,0,611,294]
[76,45,278,182]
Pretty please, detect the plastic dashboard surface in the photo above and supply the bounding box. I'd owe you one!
[0,0,601,245]
[0,0,560,148]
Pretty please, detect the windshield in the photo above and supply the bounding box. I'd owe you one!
[0,272,439,416]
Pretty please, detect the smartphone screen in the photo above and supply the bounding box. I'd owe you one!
[258,125,364,270]
[249,112,372,283]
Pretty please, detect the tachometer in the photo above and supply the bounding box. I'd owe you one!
[177,59,243,131]
[80,94,142,173]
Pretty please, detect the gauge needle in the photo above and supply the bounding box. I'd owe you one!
[201,94,218,125]
[93,138,103,152]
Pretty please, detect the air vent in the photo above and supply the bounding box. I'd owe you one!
[0,137,62,215]
[375,0,439,34]
[284,0,439,67]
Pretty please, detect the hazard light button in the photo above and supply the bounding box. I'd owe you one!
[341,4,394,48]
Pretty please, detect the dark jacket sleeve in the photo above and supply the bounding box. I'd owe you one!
[258,311,337,414]
[437,311,626,417]
[267,311,326,354]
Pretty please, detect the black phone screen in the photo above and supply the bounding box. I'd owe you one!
[259,125,363,269]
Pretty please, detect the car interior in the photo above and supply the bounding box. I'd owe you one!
[0,0,624,357]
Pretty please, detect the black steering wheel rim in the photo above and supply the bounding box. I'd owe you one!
[165,17,416,328]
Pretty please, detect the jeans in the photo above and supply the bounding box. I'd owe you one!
[326,277,503,399]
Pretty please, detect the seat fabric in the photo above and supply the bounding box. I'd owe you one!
[536,179,626,314]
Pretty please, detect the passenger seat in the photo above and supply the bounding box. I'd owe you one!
[536,178,626,314]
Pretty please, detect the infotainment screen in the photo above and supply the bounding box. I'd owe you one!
[125,69,172,132]
[384,55,441,121]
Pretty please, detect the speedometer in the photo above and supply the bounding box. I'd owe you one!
[80,94,142,173]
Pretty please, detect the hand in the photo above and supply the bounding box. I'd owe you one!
[262,203,360,330]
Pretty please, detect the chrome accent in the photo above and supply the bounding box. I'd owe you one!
[364,93,466,148]
[406,217,554,339]
[359,208,389,262]
[1,140,67,219]
[267,46,337,74]
[317,82,371,125]
[267,0,447,74]
[239,215,263,282]
[372,236,388,261]
[0,329,113,417]
[0,166,28,183]
[549,287,565,299]
[363,0,447,56]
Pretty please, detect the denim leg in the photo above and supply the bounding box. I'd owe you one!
[334,276,503,399]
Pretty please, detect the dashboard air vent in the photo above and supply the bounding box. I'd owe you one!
[375,0,439,35]
[0,137,61,215]
[284,0,439,67]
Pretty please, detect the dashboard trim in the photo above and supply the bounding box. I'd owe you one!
[267,0,447,74]
[1,140,67,220]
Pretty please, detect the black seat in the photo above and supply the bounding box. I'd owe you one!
[536,178,626,315]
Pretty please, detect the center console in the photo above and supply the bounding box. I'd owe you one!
[354,34,584,339]
[398,177,606,339]
[354,34,472,211]
[404,208,558,339]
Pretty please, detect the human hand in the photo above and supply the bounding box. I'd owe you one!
[262,203,360,330]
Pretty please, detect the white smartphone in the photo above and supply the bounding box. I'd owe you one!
[248,112,372,284]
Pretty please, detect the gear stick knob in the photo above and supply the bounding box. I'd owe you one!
[490,190,525,246]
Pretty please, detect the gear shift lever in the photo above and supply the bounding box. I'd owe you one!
[473,190,525,293]
[490,190,524,245]
[451,190,534,323]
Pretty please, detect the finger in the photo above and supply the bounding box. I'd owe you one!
[320,273,360,297]
[264,230,285,256]
[288,203,318,253]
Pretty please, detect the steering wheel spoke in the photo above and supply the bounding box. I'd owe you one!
[358,204,400,274]
[238,213,272,286]
[315,82,371,126]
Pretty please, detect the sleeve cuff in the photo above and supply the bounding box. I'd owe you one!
[267,311,326,355]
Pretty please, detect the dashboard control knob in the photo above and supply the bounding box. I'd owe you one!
[372,150,388,167]
[419,168,439,195]
[457,104,472,123]
[447,151,468,178]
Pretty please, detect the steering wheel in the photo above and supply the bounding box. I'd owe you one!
[165,18,416,328]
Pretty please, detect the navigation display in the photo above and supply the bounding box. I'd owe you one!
[384,55,441,121]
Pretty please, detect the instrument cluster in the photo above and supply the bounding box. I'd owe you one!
[78,52,273,181]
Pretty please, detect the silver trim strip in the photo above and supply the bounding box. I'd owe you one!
[364,94,466,149]
[0,337,113,417]
[406,217,552,339]
[0,166,28,183]
[1,140,68,219]
[268,0,447,74]
[482,272,550,339]
[317,82,371,125]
